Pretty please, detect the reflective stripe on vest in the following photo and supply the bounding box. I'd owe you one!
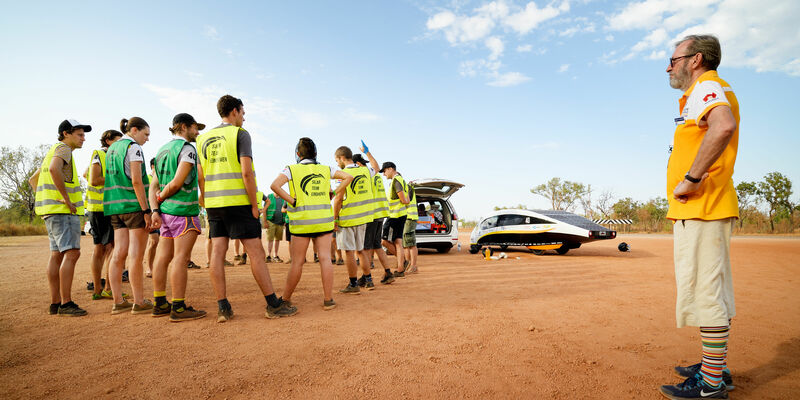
[86,149,106,212]
[155,139,200,216]
[339,166,374,227]
[387,174,408,218]
[34,143,84,216]
[103,137,149,216]
[286,163,334,234]
[196,125,255,208]
[371,174,389,219]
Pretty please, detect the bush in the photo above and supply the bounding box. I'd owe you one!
[0,222,47,236]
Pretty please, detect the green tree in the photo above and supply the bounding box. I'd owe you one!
[757,172,793,231]
[0,145,48,222]
[735,181,759,228]
[493,204,528,211]
[611,197,641,222]
[531,177,589,212]
[638,197,669,232]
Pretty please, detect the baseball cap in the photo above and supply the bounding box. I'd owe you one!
[379,161,396,173]
[58,119,92,134]
[352,154,367,165]
[172,113,206,130]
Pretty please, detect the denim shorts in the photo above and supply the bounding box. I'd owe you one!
[45,214,81,252]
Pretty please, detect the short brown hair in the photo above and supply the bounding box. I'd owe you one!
[217,95,243,118]
[100,129,122,147]
[335,146,353,159]
[297,137,317,160]
[678,34,721,71]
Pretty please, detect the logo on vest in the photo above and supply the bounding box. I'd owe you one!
[350,175,367,193]
[201,136,227,162]
[300,173,325,195]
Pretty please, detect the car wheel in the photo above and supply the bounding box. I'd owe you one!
[556,245,570,255]
[469,245,481,254]
[437,245,452,254]
[500,245,508,251]
[531,249,545,255]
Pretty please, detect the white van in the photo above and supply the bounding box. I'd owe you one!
[409,179,464,253]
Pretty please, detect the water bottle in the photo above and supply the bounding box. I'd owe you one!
[457,243,461,252]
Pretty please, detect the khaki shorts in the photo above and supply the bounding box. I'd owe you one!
[266,221,284,241]
[403,219,417,248]
[110,211,146,230]
[673,218,736,328]
[336,224,366,251]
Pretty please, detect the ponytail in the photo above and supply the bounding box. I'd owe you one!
[120,117,149,133]
[120,118,128,133]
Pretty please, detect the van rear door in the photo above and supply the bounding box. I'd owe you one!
[409,179,464,200]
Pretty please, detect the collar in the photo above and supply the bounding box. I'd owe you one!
[681,70,719,99]
[300,158,316,164]
[345,163,358,168]
[171,136,188,142]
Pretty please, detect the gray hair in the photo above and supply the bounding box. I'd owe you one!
[677,34,721,71]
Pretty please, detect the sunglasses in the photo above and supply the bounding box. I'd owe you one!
[669,53,697,67]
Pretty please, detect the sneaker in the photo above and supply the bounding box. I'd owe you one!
[131,300,154,315]
[187,260,200,269]
[91,293,103,300]
[675,363,734,390]
[380,274,395,285]
[265,256,273,263]
[274,256,284,263]
[266,301,298,319]
[100,290,130,299]
[393,270,405,278]
[152,301,172,318]
[336,258,344,265]
[122,270,129,282]
[239,253,248,265]
[86,281,94,291]
[111,300,134,315]
[224,259,234,266]
[217,307,234,323]
[357,276,367,288]
[339,283,361,295]
[323,299,337,310]
[660,374,728,400]
[403,260,409,269]
[170,304,207,322]
[58,302,88,317]
[408,266,419,274]
[233,255,242,263]
[49,303,60,315]
[365,281,375,291]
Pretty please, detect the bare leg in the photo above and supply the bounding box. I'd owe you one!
[393,238,405,271]
[313,233,334,301]
[283,236,309,301]
[382,239,396,256]
[90,244,105,295]
[102,243,113,291]
[109,228,129,304]
[59,249,80,303]
[234,239,241,257]
[47,251,64,304]
[205,235,211,266]
[171,231,198,300]
[375,247,392,269]
[410,246,418,270]
[241,237,274,296]
[345,250,358,279]
[209,237,229,300]
[127,228,149,304]
[331,237,337,260]
[145,233,159,276]
[358,250,371,276]
[152,236,174,296]
[267,237,274,258]
[274,239,280,258]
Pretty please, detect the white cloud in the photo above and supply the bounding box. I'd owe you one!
[203,25,219,40]
[487,71,531,87]
[606,0,800,75]
[516,44,533,52]
[426,11,456,30]
[605,34,615,41]
[558,64,570,73]
[503,1,564,34]
[485,36,504,60]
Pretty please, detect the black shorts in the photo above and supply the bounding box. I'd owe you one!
[88,211,113,246]
[364,218,384,250]
[285,224,291,242]
[383,216,406,242]
[207,205,262,240]
[291,230,333,239]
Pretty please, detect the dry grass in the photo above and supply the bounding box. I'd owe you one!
[0,223,47,237]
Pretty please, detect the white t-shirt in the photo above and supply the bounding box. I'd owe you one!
[124,143,145,179]
[91,147,107,165]
[281,159,337,180]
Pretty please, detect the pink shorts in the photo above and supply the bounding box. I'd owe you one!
[159,213,201,238]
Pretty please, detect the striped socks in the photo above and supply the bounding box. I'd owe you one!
[699,325,729,388]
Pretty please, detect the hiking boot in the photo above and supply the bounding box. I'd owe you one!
[660,374,728,399]
[336,258,344,265]
[339,283,361,295]
[675,363,734,390]
[380,273,395,284]
[393,270,405,278]
[49,303,60,315]
[357,276,367,287]
[111,300,133,315]
[217,307,234,323]
[58,302,88,317]
[266,301,298,319]
[131,300,154,315]
[265,256,273,263]
[365,280,375,291]
[152,301,172,318]
[170,305,207,322]
[122,270,129,282]
[323,299,337,310]
[274,256,284,263]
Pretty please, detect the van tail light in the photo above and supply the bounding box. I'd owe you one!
[452,212,458,220]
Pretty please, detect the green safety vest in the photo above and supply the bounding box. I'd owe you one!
[104,137,149,216]
[155,139,199,216]
[338,166,374,227]
[286,163,334,234]
[86,148,106,212]
[387,174,408,218]
[34,143,84,216]
[196,125,256,208]
[371,173,389,219]
[405,182,418,221]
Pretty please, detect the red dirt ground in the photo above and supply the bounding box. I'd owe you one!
[0,232,798,399]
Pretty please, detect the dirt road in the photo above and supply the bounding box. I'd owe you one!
[0,233,798,399]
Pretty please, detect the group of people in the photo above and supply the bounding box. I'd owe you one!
[33,94,422,323]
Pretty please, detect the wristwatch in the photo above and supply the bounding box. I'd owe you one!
[684,173,702,183]
[142,209,152,215]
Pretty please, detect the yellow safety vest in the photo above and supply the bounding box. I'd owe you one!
[256,190,264,211]
[286,163,334,234]
[405,182,418,221]
[371,173,389,219]
[339,166,374,227]
[86,149,106,212]
[387,174,408,218]
[34,143,84,216]
[197,125,256,208]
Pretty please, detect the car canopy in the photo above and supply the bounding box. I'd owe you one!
[409,179,464,200]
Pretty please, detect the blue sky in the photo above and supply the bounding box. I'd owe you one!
[1,1,798,220]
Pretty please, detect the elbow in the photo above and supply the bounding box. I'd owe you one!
[270,182,280,193]
[242,170,254,180]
